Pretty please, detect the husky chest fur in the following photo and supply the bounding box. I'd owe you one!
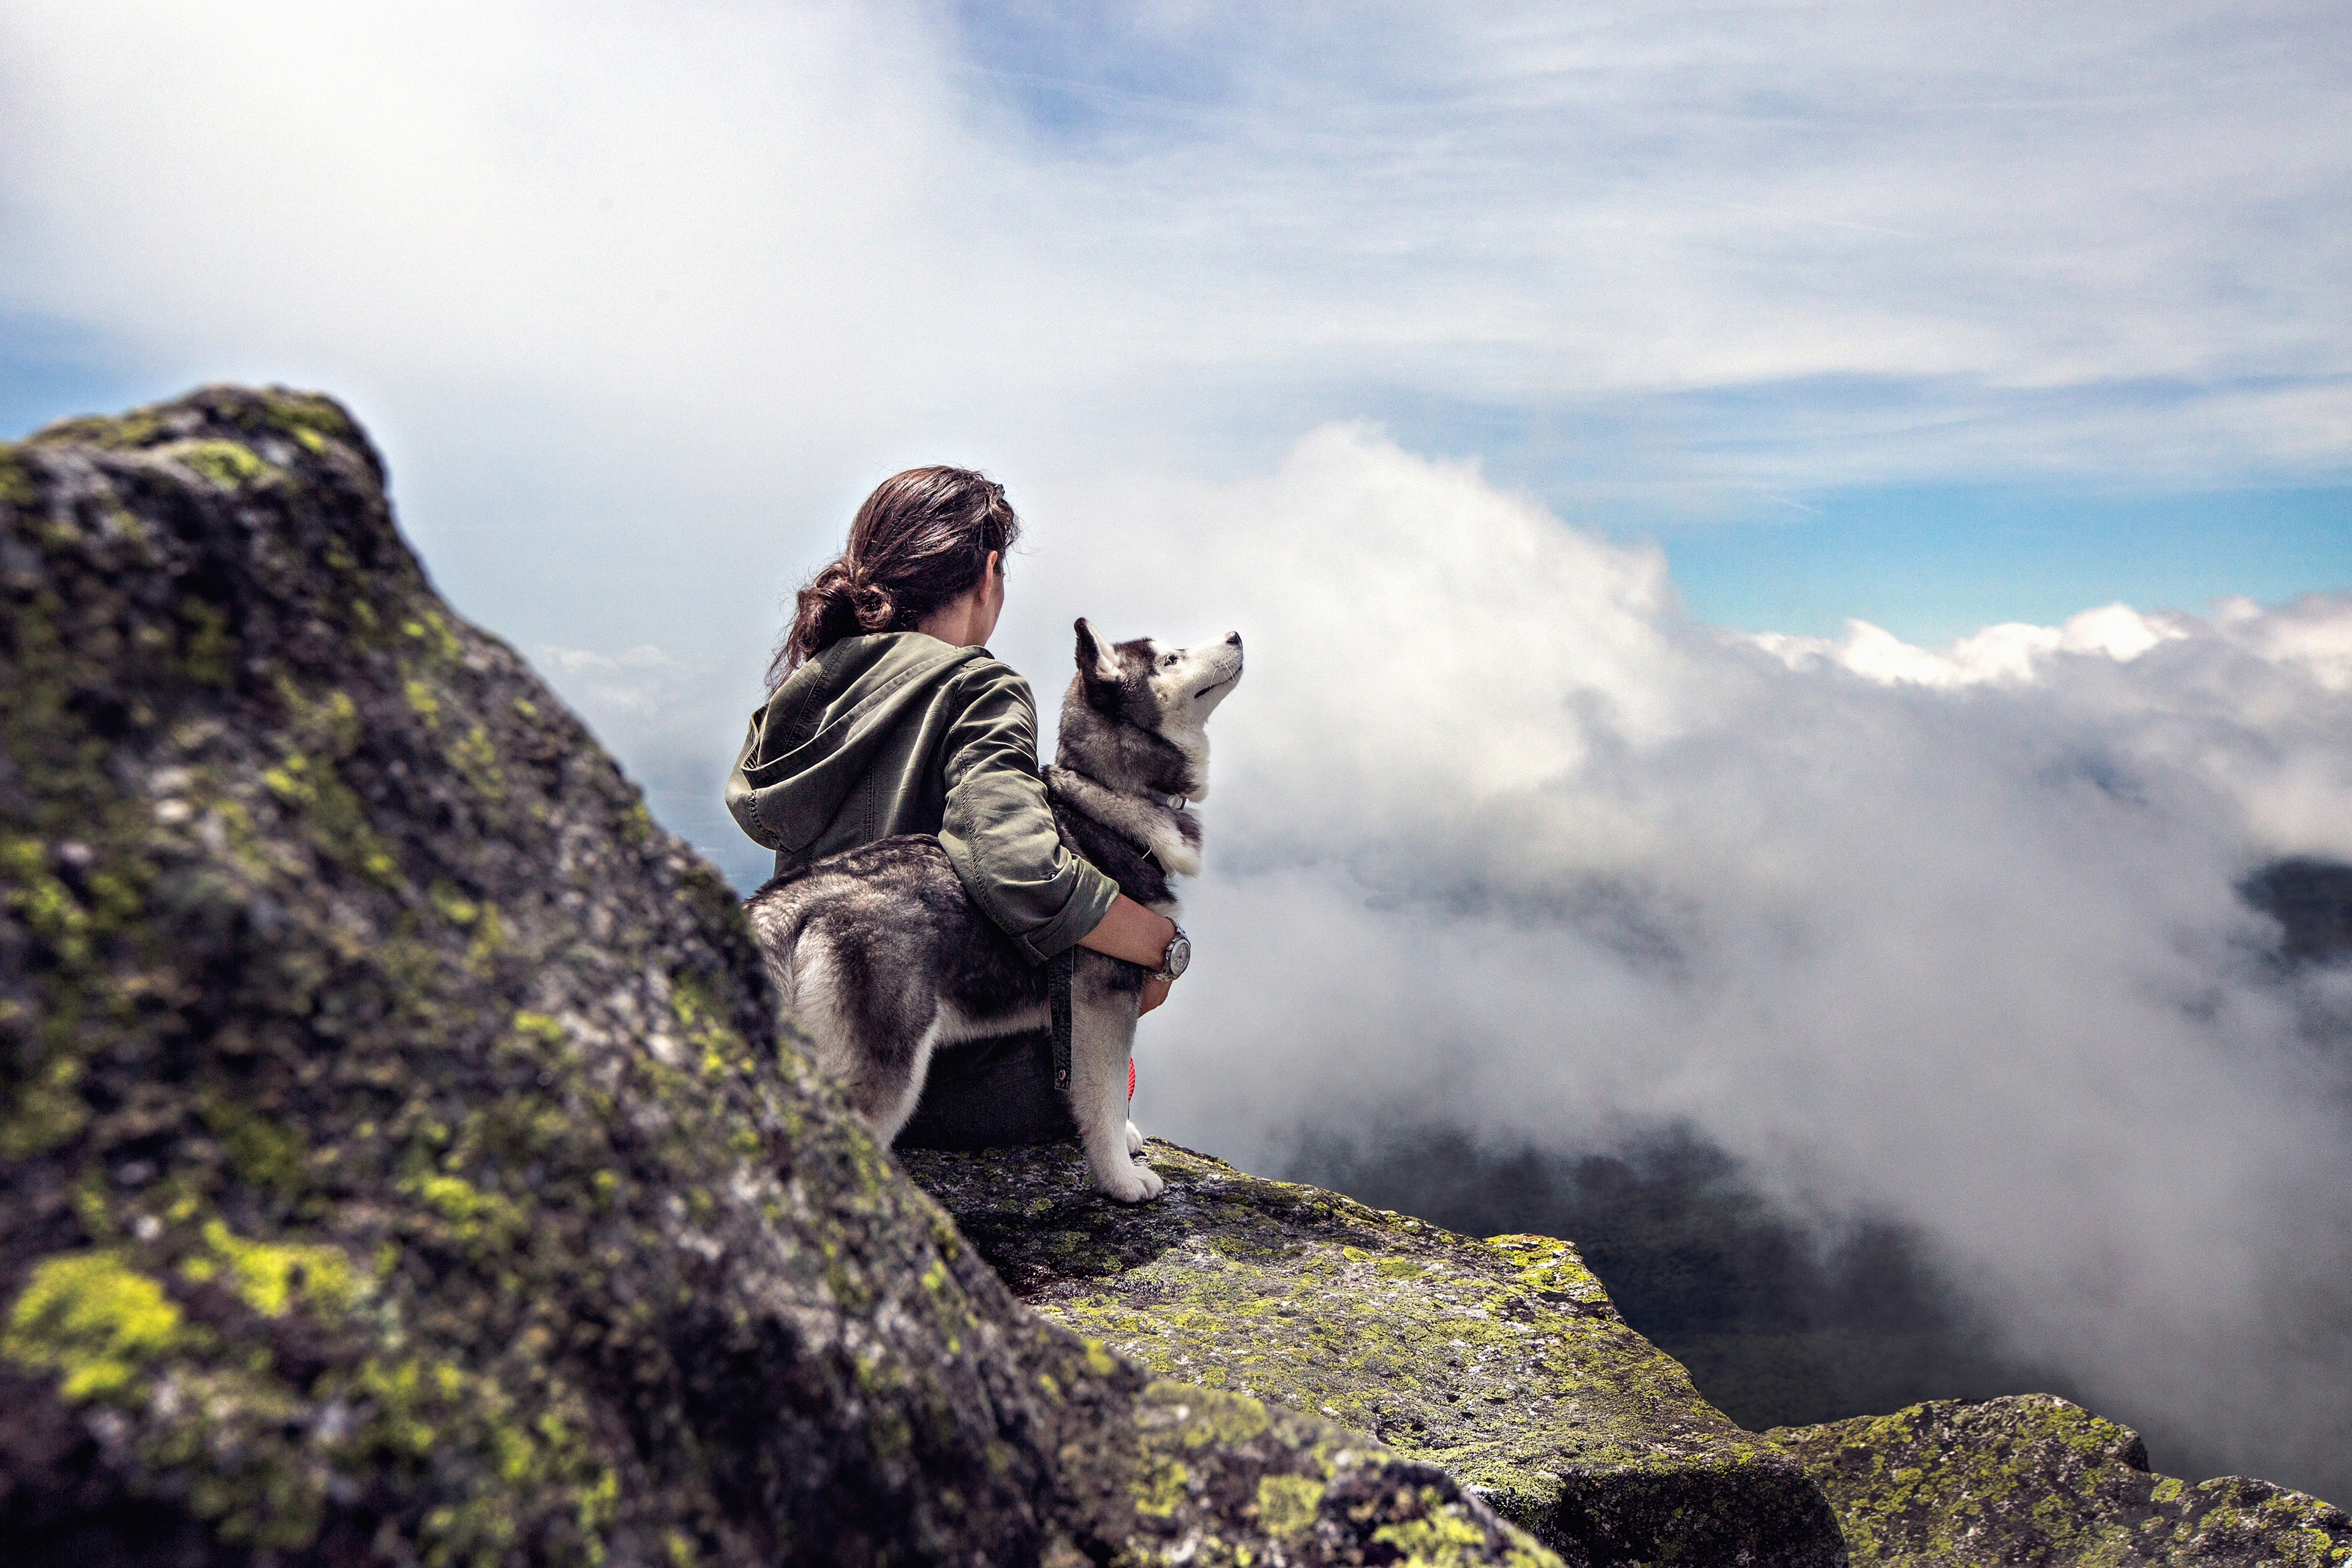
[744,619,1242,1202]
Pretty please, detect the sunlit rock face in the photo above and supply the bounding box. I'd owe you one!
[0,388,1553,1567]
[1771,1396,2352,1567]
[903,1138,1847,1567]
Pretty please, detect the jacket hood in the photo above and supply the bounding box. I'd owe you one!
[726,633,993,854]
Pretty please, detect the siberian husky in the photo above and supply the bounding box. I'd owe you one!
[743,619,1243,1202]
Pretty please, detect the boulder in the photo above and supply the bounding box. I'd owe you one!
[0,386,1558,1566]
[903,1138,1846,1566]
[1770,1395,2352,1566]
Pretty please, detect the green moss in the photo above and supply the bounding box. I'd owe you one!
[1134,1455,1189,1517]
[3,832,90,962]
[1374,1494,1512,1565]
[27,408,166,449]
[261,751,402,889]
[449,723,505,799]
[201,1094,310,1200]
[402,608,462,662]
[4,1251,186,1400]
[330,1351,615,1562]
[1150,1382,1272,1449]
[2,1033,88,1157]
[181,1220,359,1318]
[405,1172,527,1248]
[0,443,32,507]
[254,390,355,449]
[1256,1473,1325,1538]
[1773,1395,2352,1567]
[671,970,756,1079]
[165,439,275,489]
[429,880,479,925]
[510,1011,567,1046]
[405,676,442,728]
[179,597,235,685]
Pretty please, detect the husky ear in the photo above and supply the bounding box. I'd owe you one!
[1074,617,1123,687]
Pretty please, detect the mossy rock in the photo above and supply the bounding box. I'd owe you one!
[0,386,1558,1566]
[1770,1395,2351,1566]
[904,1138,1845,1566]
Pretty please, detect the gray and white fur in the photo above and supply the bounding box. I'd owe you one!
[742,620,1243,1202]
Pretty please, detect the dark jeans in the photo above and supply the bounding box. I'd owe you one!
[893,1028,1079,1150]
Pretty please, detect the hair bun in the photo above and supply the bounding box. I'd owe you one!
[851,581,897,631]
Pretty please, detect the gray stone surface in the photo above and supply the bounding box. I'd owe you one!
[1771,1395,2351,1566]
[905,1137,1846,1567]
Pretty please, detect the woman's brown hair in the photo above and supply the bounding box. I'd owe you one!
[769,466,1021,688]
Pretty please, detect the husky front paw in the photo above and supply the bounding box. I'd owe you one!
[1098,1160,1166,1204]
[1125,1119,1146,1157]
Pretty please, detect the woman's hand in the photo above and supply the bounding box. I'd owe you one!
[1078,895,1180,970]
[1082,896,1180,1016]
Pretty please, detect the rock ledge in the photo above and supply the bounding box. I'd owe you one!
[905,1137,1844,1566]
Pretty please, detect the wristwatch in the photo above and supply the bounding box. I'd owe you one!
[1149,924,1191,984]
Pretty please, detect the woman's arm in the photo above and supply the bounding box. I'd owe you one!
[937,665,1183,1014]
[1076,894,1177,968]
[937,666,1122,962]
[1078,895,1180,1016]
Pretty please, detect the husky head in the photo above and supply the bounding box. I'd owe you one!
[1060,619,1243,801]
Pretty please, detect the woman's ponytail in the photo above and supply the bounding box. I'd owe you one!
[767,467,1020,689]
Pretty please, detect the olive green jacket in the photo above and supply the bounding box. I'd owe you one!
[725,632,1120,965]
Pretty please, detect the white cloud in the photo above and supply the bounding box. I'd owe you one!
[4,2,2350,503]
[1019,428,2352,1497]
[1747,601,2196,687]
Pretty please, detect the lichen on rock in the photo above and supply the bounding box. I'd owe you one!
[1770,1394,2352,1566]
[0,386,1557,1566]
[903,1138,1844,1566]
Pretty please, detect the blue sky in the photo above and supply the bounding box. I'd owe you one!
[6,2,2343,650]
[935,1,2352,639]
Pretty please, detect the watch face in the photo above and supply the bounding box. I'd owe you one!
[1164,935,1191,979]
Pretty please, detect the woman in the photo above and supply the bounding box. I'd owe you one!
[725,467,1185,1147]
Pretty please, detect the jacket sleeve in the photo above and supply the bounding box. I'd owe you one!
[935,662,1121,964]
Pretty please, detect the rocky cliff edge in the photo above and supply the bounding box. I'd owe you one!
[907,1139,1842,1566]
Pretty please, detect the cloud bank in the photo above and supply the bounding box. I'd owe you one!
[1023,429,2352,1498]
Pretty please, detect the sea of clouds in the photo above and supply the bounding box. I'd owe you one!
[1020,430,2352,1498]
